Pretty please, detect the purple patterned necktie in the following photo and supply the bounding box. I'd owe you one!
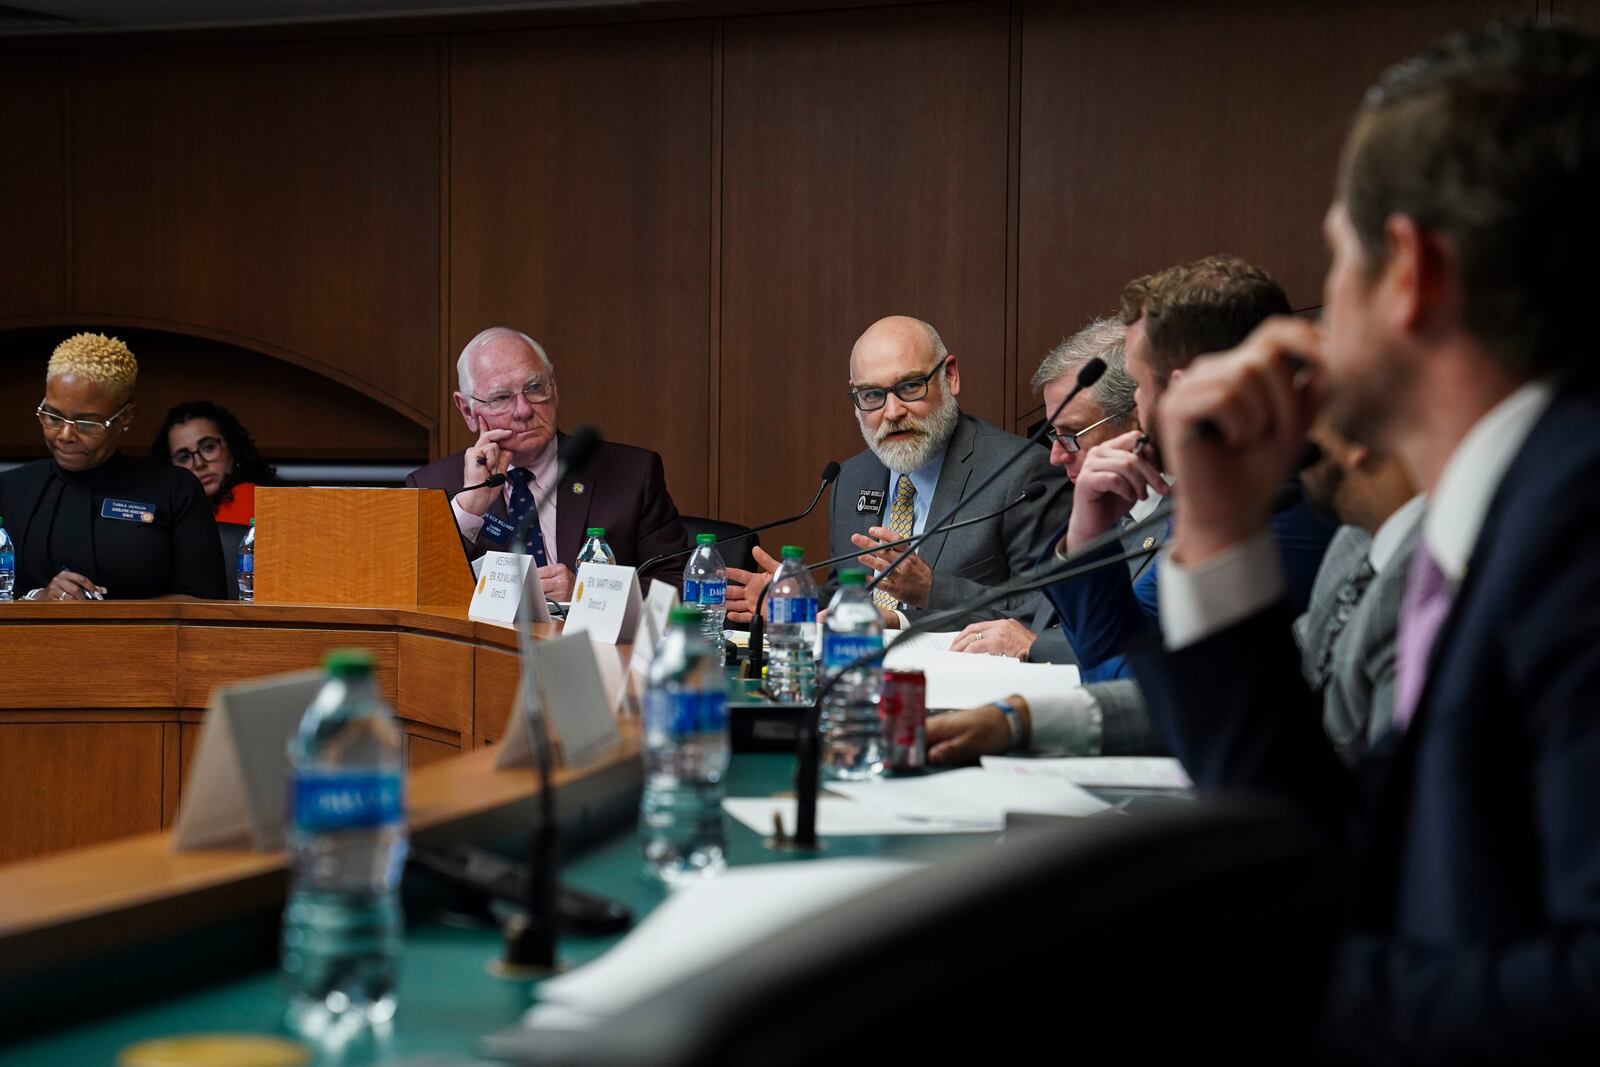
[1393,538,1454,731]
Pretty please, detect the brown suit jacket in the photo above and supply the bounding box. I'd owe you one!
[404,432,688,591]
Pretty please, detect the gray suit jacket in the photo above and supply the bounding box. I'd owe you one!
[1294,515,1420,764]
[829,413,1072,626]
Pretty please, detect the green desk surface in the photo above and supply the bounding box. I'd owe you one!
[1,754,1003,1067]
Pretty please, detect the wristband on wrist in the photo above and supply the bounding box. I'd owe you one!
[989,698,1026,751]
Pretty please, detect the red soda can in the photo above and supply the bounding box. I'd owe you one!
[880,669,927,772]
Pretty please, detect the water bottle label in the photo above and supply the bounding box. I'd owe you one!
[823,632,882,670]
[771,596,818,624]
[0,550,13,568]
[237,553,254,574]
[647,689,728,736]
[696,579,726,607]
[683,578,700,604]
[292,770,404,831]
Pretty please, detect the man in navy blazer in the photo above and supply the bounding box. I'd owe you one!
[405,327,688,594]
[1130,23,1600,1061]
[1043,256,1335,681]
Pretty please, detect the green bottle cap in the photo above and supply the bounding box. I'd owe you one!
[323,648,374,677]
[837,568,868,586]
[696,533,717,545]
[250,518,256,526]
[781,545,804,559]
[669,605,705,625]
[586,527,605,538]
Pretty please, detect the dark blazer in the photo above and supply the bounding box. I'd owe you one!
[0,454,226,600]
[1046,482,1334,681]
[1129,384,1600,1063]
[828,414,1073,625]
[405,433,689,591]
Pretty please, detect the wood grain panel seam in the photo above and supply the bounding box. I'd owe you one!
[1003,0,1023,433]
[708,18,725,517]
[62,52,74,310]
[437,31,453,462]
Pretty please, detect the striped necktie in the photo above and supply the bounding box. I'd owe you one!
[873,473,916,611]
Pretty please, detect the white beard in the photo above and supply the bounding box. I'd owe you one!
[860,387,960,473]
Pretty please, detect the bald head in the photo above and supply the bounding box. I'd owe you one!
[849,316,947,380]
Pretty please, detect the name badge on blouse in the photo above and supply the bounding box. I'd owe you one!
[481,514,515,545]
[102,498,157,524]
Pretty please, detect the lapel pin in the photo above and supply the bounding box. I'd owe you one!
[1142,535,1156,550]
[572,482,586,495]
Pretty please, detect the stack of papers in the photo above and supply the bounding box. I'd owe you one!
[882,635,1081,710]
[980,755,1192,790]
[512,860,915,1034]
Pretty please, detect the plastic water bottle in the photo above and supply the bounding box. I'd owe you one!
[576,527,617,567]
[682,533,727,650]
[237,519,256,602]
[640,605,729,885]
[820,569,885,780]
[766,545,818,704]
[0,517,14,602]
[282,649,408,1035]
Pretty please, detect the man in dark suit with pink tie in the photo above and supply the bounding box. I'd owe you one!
[1130,22,1600,1063]
[405,327,688,595]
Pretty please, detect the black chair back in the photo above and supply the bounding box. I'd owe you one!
[495,802,1338,1066]
[216,521,249,600]
[678,516,760,572]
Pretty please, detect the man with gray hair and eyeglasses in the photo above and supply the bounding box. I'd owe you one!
[948,318,1140,661]
[406,326,689,595]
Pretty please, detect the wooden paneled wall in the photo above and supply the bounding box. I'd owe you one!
[0,0,1540,556]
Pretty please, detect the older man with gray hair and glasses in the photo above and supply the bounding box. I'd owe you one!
[406,326,689,594]
[947,317,1140,661]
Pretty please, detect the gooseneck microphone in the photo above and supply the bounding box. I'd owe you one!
[787,493,1173,849]
[744,481,1049,681]
[637,460,841,575]
[866,358,1104,599]
[503,426,603,971]
[447,471,508,499]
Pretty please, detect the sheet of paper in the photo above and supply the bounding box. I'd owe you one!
[529,859,917,1019]
[882,629,957,655]
[981,755,1193,791]
[881,645,1081,709]
[721,796,999,837]
[829,766,1109,821]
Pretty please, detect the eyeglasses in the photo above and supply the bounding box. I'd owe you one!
[849,354,951,412]
[36,402,131,439]
[1045,411,1129,454]
[471,378,555,415]
[171,436,225,467]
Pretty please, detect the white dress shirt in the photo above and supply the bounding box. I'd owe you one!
[1159,381,1554,650]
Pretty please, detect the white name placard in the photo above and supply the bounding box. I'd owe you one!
[469,550,551,627]
[561,562,643,645]
[172,670,326,851]
[630,579,682,677]
[494,631,624,772]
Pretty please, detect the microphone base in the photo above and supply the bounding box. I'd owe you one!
[763,835,827,854]
[490,912,561,981]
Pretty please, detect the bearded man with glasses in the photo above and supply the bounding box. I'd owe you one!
[0,333,225,601]
[728,315,1071,630]
[405,326,688,596]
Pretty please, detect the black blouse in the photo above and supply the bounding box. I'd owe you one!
[0,455,227,600]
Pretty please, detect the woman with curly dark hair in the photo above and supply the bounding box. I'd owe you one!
[151,401,277,525]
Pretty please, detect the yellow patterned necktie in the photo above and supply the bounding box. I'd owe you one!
[874,474,916,611]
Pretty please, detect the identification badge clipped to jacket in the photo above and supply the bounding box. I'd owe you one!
[101,498,157,523]
[481,514,515,544]
[856,488,885,515]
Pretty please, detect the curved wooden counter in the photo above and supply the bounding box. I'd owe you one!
[0,600,642,979]
[0,600,605,862]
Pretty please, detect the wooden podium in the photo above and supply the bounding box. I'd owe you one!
[253,487,474,610]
